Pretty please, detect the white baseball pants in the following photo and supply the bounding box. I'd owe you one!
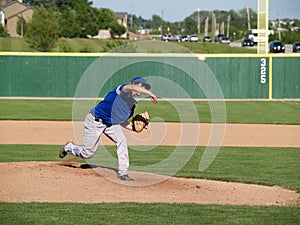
[65,112,129,176]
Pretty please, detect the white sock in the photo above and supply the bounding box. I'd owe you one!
[65,143,81,157]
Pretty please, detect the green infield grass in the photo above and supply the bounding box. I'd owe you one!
[0,99,299,124]
[1,202,299,225]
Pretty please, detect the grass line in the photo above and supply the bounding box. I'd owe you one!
[0,99,299,124]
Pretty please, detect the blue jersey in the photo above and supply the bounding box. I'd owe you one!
[91,84,136,125]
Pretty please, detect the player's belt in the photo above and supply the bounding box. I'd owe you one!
[89,111,112,127]
[89,111,102,122]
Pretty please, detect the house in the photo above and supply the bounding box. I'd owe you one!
[115,12,127,29]
[115,12,127,38]
[0,0,33,37]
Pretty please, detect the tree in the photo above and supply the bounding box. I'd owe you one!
[24,0,97,37]
[98,8,118,29]
[183,16,197,34]
[227,9,245,40]
[24,0,57,8]
[26,7,59,52]
[73,1,99,37]
[151,14,164,33]
[110,23,126,37]
[58,9,80,38]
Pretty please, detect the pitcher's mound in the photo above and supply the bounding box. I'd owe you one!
[0,161,299,206]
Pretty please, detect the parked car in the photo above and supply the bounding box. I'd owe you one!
[215,34,225,42]
[161,34,168,41]
[189,35,199,42]
[220,37,230,44]
[269,40,285,53]
[179,35,188,42]
[203,36,212,42]
[162,34,180,42]
[241,38,254,47]
[292,42,300,53]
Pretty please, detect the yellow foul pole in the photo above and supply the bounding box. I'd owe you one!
[258,0,272,99]
[257,0,269,54]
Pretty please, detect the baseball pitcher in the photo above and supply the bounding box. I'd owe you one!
[59,77,158,181]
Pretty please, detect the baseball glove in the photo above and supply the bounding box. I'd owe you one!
[132,111,150,133]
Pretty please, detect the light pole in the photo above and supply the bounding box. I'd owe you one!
[197,8,200,35]
[130,5,133,29]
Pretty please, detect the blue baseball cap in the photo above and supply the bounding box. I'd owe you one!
[131,77,151,90]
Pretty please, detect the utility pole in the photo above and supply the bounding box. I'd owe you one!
[278,7,281,40]
[221,21,224,34]
[211,12,215,35]
[247,5,251,31]
[161,10,164,36]
[130,5,133,29]
[227,14,231,37]
[197,8,200,35]
[205,17,209,36]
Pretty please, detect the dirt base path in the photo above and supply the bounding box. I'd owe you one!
[1,120,300,147]
[0,120,299,205]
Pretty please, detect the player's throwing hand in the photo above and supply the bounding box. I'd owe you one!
[151,95,158,104]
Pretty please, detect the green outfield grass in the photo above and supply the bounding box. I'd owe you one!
[1,202,299,225]
[0,99,299,124]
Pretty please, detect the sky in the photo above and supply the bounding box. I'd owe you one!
[93,0,300,22]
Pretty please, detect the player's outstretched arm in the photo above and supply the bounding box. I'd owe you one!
[124,84,158,104]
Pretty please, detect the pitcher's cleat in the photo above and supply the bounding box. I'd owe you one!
[59,141,74,158]
[118,174,134,181]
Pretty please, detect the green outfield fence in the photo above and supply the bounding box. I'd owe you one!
[0,52,299,99]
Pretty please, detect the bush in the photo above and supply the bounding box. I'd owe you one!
[58,39,73,52]
[0,23,9,37]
